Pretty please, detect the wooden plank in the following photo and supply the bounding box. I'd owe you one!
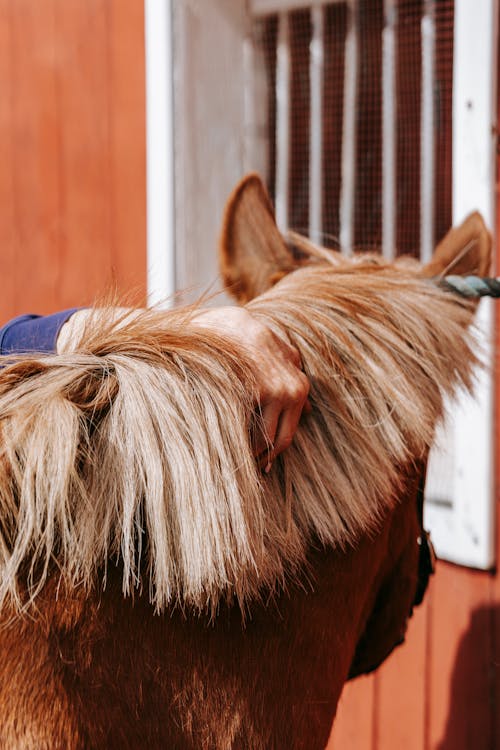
[53,0,114,308]
[0,0,16,319]
[427,563,492,749]
[0,0,147,325]
[327,673,375,749]
[5,0,62,315]
[108,0,147,299]
[374,599,428,750]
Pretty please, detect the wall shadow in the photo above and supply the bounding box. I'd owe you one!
[437,603,499,750]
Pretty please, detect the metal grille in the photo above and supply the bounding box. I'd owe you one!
[250,0,454,259]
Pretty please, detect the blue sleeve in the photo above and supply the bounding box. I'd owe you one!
[0,309,80,355]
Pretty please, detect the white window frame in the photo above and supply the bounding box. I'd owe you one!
[424,0,498,569]
[145,0,249,304]
[144,0,176,306]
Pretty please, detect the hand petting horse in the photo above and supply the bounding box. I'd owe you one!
[0,174,491,749]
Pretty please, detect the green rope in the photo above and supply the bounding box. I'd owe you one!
[438,275,500,298]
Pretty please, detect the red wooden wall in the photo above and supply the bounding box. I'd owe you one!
[0,0,147,324]
[329,564,500,749]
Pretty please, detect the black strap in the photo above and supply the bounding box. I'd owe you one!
[413,467,436,607]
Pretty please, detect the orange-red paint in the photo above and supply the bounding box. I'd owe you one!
[0,0,147,325]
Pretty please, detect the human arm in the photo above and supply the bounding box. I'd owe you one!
[0,309,80,356]
[1,306,310,466]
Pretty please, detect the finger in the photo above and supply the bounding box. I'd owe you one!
[256,368,309,450]
[257,450,274,472]
[270,400,305,460]
[252,401,281,458]
[256,394,310,472]
[283,343,302,369]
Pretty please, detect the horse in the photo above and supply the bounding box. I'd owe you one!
[0,174,491,749]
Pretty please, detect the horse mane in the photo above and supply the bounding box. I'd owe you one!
[0,258,478,614]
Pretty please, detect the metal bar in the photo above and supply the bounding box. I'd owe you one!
[382,0,396,260]
[144,0,176,306]
[275,11,290,232]
[252,0,343,17]
[420,0,436,264]
[339,0,358,254]
[309,4,324,244]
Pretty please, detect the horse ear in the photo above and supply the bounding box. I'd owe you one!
[421,212,492,278]
[219,173,297,303]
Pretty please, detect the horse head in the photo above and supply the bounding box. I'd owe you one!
[218,173,492,675]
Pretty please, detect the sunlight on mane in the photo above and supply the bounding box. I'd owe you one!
[0,260,477,614]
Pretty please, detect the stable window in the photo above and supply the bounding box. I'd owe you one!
[145,0,497,568]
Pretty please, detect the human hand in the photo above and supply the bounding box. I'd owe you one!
[58,306,310,470]
[191,306,310,470]
[56,309,91,353]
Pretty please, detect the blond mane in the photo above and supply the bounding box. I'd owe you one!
[0,260,477,614]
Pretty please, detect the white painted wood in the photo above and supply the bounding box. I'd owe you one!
[252,0,342,16]
[172,0,248,303]
[424,0,498,569]
[420,0,435,265]
[275,12,291,232]
[243,19,269,178]
[309,5,324,244]
[144,0,176,306]
[382,0,396,261]
[243,35,255,174]
[339,0,358,254]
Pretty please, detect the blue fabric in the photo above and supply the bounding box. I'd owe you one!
[0,309,80,355]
